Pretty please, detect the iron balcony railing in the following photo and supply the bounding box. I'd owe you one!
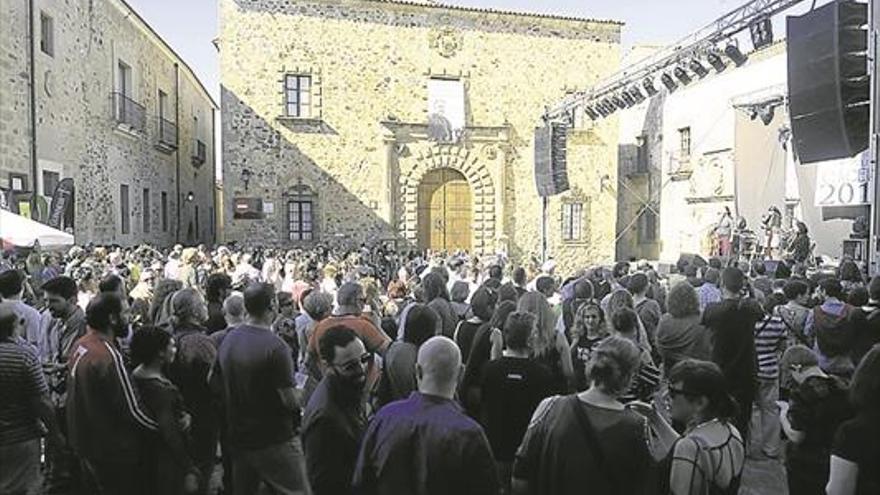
[191,139,206,166]
[158,117,178,148]
[112,92,146,132]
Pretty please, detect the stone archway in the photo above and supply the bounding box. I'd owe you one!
[400,145,495,253]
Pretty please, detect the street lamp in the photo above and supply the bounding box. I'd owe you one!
[186,191,195,202]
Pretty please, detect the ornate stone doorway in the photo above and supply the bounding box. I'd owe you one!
[417,168,472,252]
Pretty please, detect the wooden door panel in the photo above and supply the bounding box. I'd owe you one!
[417,168,472,252]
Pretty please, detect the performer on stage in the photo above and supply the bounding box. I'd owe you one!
[712,207,734,257]
[761,206,782,259]
[786,221,811,264]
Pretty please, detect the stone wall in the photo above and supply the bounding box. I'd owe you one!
[220,0,621,272]
[0,0,217,247]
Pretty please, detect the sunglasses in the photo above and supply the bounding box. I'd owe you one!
[334,352,373,374]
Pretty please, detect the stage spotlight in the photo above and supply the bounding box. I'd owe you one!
[689,60,709,78]
[585,106,600,120]
[630,87,645,103]
[673,66,692,85]
[725,44,748,66]
[758,105,775,125]
[661,73,678,91]
[596,104,610,117]
[707,51,727,72]
[643,77,659,96]
[621,92,636,107]
[602,98,616,114]
[613,96,627,109]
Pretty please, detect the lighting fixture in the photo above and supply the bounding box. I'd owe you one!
[725,44,748,66]
[673,66,692,85]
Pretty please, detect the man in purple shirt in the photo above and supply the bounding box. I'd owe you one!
[352,336,499,495]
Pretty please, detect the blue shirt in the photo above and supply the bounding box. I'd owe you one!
[352,392,499,495]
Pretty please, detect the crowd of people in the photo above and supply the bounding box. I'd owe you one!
[1,243,879,495]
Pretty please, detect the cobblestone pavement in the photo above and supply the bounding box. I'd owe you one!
[741,456,787,495]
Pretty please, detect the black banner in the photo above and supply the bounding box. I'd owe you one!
[47,178,74,229]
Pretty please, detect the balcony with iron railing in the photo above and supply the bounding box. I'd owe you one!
[668,150,694,181]
[156,117,178,153]
[112,92,146,133]
[191,139,206,166]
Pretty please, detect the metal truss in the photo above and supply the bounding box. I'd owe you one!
[545,0,808,120]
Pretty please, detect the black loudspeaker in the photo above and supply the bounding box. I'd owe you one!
[787,0,869,164]
[534,124,569,197]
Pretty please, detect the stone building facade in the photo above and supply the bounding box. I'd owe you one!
[220,0,622,272]
[0,0,217,246]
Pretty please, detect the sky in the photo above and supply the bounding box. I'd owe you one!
[126,0,824,104]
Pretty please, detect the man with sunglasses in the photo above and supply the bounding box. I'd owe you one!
[302,326,370,495]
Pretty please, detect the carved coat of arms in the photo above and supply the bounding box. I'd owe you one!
[429,27,463,58]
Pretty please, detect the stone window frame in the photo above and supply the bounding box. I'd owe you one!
[284,183,318,243]
[559,195,591,245]
[120,184,131,235]
[561,202,584,242]
[39,11,54,57]
[277,67,322,122]
[142,187,151,234]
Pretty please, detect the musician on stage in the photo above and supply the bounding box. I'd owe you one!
[712,206,734,257]
[786,221,811,264]
[761,206,782,258]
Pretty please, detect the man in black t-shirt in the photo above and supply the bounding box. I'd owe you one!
[480,311,553,492]
[213,283,306,494]
[702,267,763,440]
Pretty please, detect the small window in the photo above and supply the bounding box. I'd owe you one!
[288,199,314,241]
[562,202,584,241]
[142,188,151,233]
[193,115,199,146]
[679,127,691,158]
[195,205,200,239]
[208,206,214,235]
[42,170,60,196]
[9,173,28,192]
[284,75,311,118]
[40,12,53,56]
[120,184,130,234]
[639,208,658,243]
[158,90,168,121]
[161,191,168,232]
[117,60,132,96]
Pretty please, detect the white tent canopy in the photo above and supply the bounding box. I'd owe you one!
[0,209,74,248]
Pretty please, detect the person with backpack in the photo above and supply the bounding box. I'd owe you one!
[851,277,880,365]
[512,336,652,495]
[805,278,858,379]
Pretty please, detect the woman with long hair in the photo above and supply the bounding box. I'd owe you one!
[827,345,880,495]
[131,326,199,494]
[569,301,608,392]
[517,292,573,394]
[605,288,652,355]
[423,272,458,338]
[631,359,745,495]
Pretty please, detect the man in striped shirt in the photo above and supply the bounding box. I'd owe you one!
[66,292,158,494]
[752,293,788,459]
[0,302,64,495]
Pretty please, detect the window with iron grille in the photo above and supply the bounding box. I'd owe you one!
[561,202,583,241]
[679,127,691,158]
[288,199,314,241]
[40,12,54,56]
[284,75,311,118]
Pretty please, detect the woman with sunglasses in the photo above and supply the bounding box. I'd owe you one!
[629,359,745,495]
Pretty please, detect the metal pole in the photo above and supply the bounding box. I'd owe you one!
[871,0,880,275]
[542,196,548,263]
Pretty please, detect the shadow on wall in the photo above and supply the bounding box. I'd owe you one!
[222,87,413,251]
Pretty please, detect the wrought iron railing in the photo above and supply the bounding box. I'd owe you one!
[158,117,177,147]
[112,92,146,132]
[191,139,206,165]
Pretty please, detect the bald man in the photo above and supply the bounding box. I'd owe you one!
[352,336,499,495]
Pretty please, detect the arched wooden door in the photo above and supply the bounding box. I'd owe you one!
[417,168,472,252]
